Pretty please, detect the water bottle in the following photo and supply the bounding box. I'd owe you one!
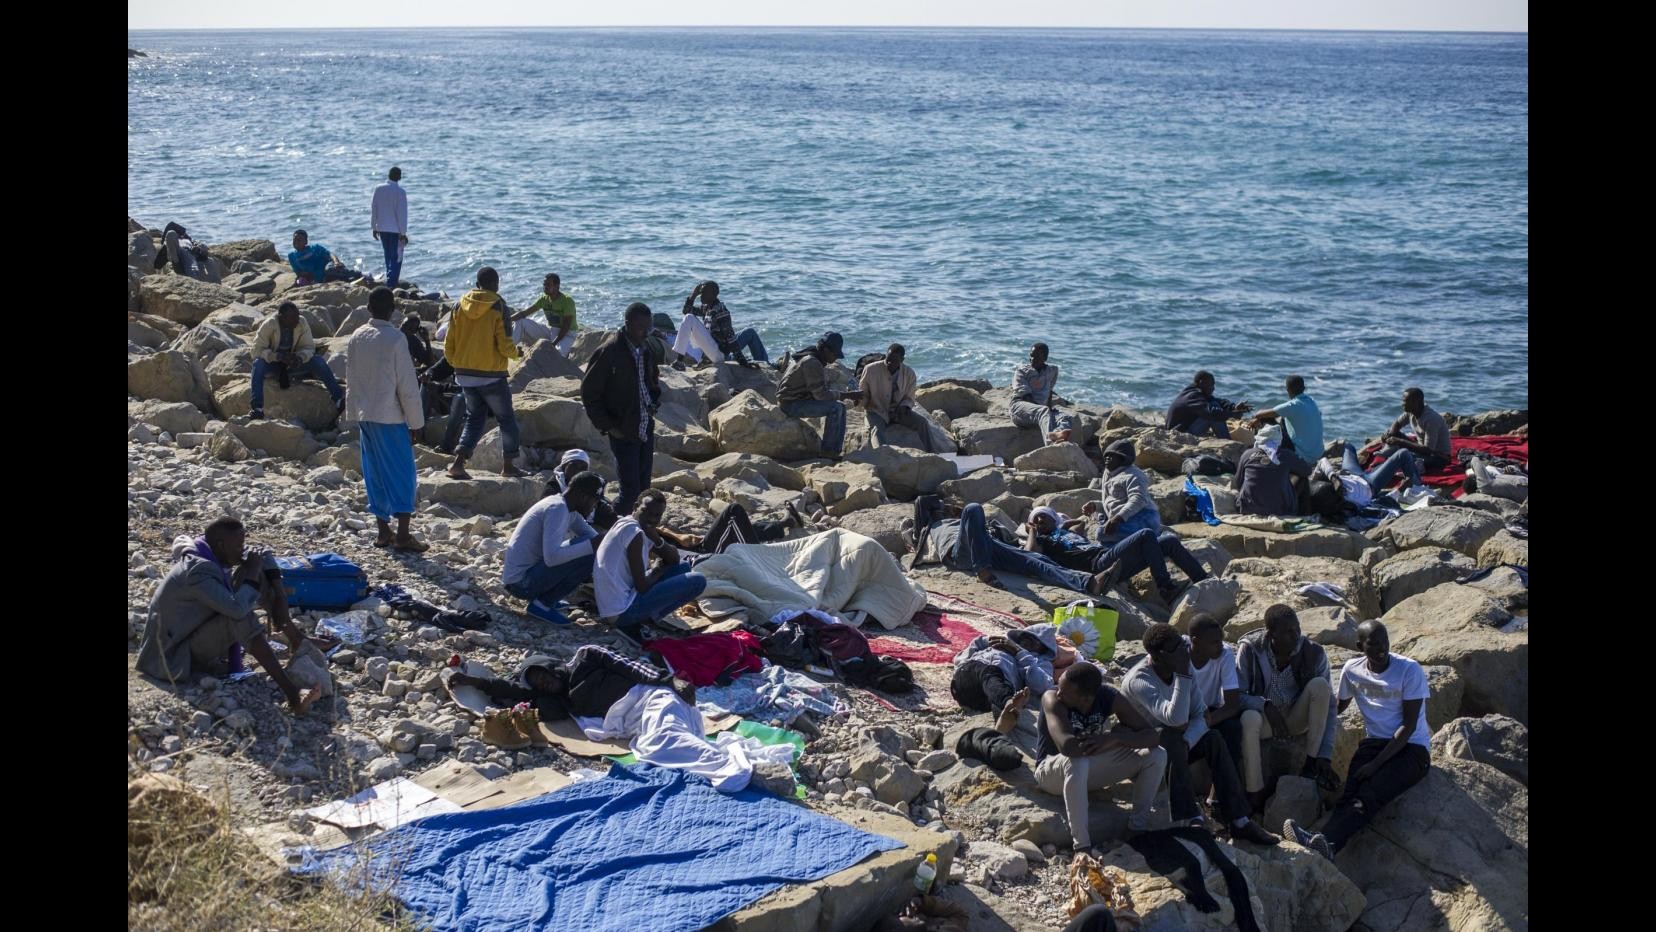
[913,852,938,894]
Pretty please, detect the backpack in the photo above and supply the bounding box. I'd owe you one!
[839,654,915,694]
[852,352,887,380]
[272,553,369,611]
[1182,454,1233,477]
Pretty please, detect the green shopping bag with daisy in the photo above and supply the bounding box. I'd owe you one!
[1052,599,1119,662]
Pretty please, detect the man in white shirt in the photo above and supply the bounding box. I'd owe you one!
[1186,614,1247,796]
[1285,620,1432,862]
[502,473,605,626]
[594,490,707,649]
[371,166,409,288]
[344,286,425,552]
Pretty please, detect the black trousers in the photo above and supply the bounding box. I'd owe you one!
[1209,714,1247,781]
[701,502,787,554]
[950,660,1015,714]
[1162,726,1250,825]
[1324,739,1430,850]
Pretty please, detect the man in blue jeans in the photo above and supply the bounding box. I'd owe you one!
[502,473,605,626]
[371,166,408,288]
[914,501,1114,595]
[1317,442,1422,507]
[1027,507,1207,603]
[580,302,661,514]
[777,332,863,457]
[249,302,344,420]
[594,490,707,648]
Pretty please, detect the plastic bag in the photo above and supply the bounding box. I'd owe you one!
[1066,851,1141,928]
[1053,600,1120,661]
[315,610,377,645]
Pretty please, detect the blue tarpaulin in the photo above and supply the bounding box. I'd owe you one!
[312,763,904,931]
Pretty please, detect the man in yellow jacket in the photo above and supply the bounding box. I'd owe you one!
[249,301,344,420]
[443,267,523,479]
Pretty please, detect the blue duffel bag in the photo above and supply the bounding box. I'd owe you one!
[272,552,369,611]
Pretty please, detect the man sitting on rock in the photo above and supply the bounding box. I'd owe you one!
[1026,506,1192,604]
[1285,620,1431,861]
[502,472,605,626]
[1008,342,1074,444]
[1186,614,1247,798]
[859,343,936,452]
[681,280,767,366]
[286,229,361,286]
[1247,374,1324,460]
[553,449,619,534]
[446,646,797,796]
[1124,623,1281,845]
[594,490,709,649]
[1380,387,1453,472]
[1165,370,1252,439]
[1034,661,1166,852]
[1232,424,1313,517]
[136,517,317,715]
[1086,438,1211,599]
[1235,604,1340,809]
[778,331,862,459]
[511,273,578,354]
[912,499,1114,596]
[249,301,345,420]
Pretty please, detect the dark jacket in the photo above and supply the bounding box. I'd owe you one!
[581,332,661,440]
[467,647,670,721]
[1232,447,1299,517]
[1166,384,1238,433]
[1234,630,1326,700]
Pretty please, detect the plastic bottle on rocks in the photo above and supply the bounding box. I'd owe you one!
[913,853,938,893]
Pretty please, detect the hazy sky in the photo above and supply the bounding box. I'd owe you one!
[129,1,1527,32]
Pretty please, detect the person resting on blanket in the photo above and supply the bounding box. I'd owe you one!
[912,498,1115,595]
[595,490,709,649]
[1314,441,1422,508]
[654,501,807,560]
[1463,455,1528,503]
[446,646,796,796]
[1026,506,1204,605]
[952,626,1078,733]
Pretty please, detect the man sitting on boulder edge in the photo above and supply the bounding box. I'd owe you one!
[859,343,937,452]
[1285,620,1431,861]
[911,498,1115,596]
[502,472,605,626]
[249,301,345,421]
[1086,438,1211,599]
[1186,614,1248,797]
[1008,342,1074,444]
[1166,370,1251,438]
[1235,604,1340,810]
[1124,623,1281,845]
[594,490,708,649]
[681,280,767,366]
[778,331,862,459]
[1379,386,1453,472]
[1034,661,1166,853]
[136,517,317,715]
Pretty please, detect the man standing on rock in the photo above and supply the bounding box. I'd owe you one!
[1286,620,1431,862]
[1034,661,1166,852]
[1124,623,1281,845]
[1008,342,1074,444]
[445,267,524,480]
[1087,438,1211,601]
[859,343,936,452]
[581,302,662,514]
[778,331,862,459]
[1165,370,1251,438]
[371,166,408,288]
[1235,605,1340,810]
[345,286,428,552]
[249,301,344,421]
[137,517,316,715]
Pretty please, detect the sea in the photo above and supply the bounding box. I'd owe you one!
[127,28,1528,440]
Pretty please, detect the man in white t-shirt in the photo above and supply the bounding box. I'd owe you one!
[1285,620,1431,861]
[1186,614,1246,793]
[593,490,706,649]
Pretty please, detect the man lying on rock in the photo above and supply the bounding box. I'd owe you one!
[594,490,709,649]
[1285,620,1431,862]
[1123,623,1282,845]
[1234,604,1340,809]
[951,624,1077,733]
[136,517,319,715]
[911,498,1116,595]
[1029,504,1202,606]
[501,472,605,626]
[1034,661,1165,854]
[446,646,796,796]
[653,500,806,561]
[1086,439,1211,600]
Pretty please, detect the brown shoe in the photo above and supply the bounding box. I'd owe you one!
[513,707,550,747]
[480,709,531,750]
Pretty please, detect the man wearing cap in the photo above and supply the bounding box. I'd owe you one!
[501,473,605,626]
[859,342,936,452]
[555,449,620,534]
[778,332,863,457]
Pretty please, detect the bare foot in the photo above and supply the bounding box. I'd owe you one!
[447,464,472,480]
[1087,564,1120,596]
[393,535,430,553]
[290,688,321,716]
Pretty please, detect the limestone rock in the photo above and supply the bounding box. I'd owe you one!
[695,452,806,491]
[507,340,584,391]
[207,239,279,265]
[167,323,242,367]
[1011,442,1099,479]
[1453,492,1520,521]
[950,414,1041,462]
[1372,548,1478,612]
[566,328,612,367]
[713,362,782,404]
[1381,506,1504,558]
[848,747,926,806]
[1169,577,1240,631]
[1032,488,1095,519]
[713,476,800,514]
[199,301,267,335]
[966,841,1028,880]
[204,346,255,390]
[214,379,338,431]
[1442,409,1528,436]
[914,382,988,419]
[229,418,322,462]
[1171,521,1376,562]
[1297,605,1361,650]
[129,229,158,272]
[128,315,171,349]
[1223,555,1378,639]
[1476,530,1528,570]
[846,445,956,501]
[1263,774,1323,838]
[417,475,543,518]
[139,273,242,326]
[710,390,824,460]
[653,402,719,461]
[207,427,251,463]
[1382,584,1525,723]
[939,469,1007,502]
[128,350,215,414]
[804,461,887,517]
[129,399,208,436]
[1430,715,1528,786]
[837,504,915,557]
[1458,565,1527,611]
[518,376,583,399]
[931,761,1070,848]
[1102,426,1243,476]
[513,394,612,461]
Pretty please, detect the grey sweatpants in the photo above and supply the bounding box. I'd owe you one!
[1010,400,1074,442]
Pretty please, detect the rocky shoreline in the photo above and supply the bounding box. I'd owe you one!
[128,219,1528,932]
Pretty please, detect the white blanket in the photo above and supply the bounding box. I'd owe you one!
[691,528,927,630]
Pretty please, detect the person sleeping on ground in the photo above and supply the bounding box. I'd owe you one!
[1463,455,1528,502]
[1313,441,1423,509]
[653,500,806,561]
[1026,506,1205,604]
[910,498,1115,596]
[952,625,1078,734]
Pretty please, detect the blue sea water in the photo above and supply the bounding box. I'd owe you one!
[127,28,1527,439]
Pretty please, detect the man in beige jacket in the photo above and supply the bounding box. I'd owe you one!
[859,343,936,452]
[249,301,344,420]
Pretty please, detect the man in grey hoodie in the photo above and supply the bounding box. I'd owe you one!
[1085,438,1210,601]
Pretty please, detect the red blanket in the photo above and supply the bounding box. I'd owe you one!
[644,630,764,687]
[866,611,984,665]
[1365,435,1528,496]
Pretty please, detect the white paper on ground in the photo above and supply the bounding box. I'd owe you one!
[303,777,462,830]
[942,454,997,476]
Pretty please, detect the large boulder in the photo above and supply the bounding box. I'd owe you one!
[207,239,279,265]
[1442,409,1528,436]
[1170,521,1377,562]
[929,760,1069,848]
[709,390,824,461]
[416,475,542,518]
[565,328,612,367]
[206,427,251,463]
[1476,530,1528,570]
[518,376,582,399]
[127,314,176,350]
[203,346,255,390]
[836,503,915,557]
[213,379,337,431]
[1102,427,1244,476]
[1031,488,1096,519]
[128,399,208,435]
[1372,548,1479,612]
[846,747,925,806]
[129,229,158,274]
[694,453,805,491]
[712,476,801,514]
[803,461,886,517]
[1169,577,1241,631]
[507,340,584,391]
[198,302,267,335]
[1334,757,1527,932]
[1222,555,1378,638]
[513,394,611,458]
[1452,492,1521,521]
[1458,565,1527,611]
[167,323,242,367]
[1011,442,1099,479]
[950,414,1041,462]
[845,445,955,501]
[1382,584,1526,724]
[656,367,710,423]
[939,468,1007,502]
[138,274,242,326]
[653,403,719,461]
[713,362,783,404]
[1430,715,1527,786]
[1296,606,1362,651]
[128,350,215,413]
[1380,507,1504,559]
[913,382,988,419]
[229,418,323,462]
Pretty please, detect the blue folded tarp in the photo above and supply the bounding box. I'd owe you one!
[312,763,904,931]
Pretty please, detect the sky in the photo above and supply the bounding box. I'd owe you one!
[129,1,1527,33]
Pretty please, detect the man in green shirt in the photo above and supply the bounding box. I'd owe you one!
[512,273,578,354]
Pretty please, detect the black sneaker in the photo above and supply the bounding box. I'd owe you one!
[1232,819,1281,846]
[248,408,265,420]
[1284,819,1332,861]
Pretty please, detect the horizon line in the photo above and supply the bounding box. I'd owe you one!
[127,24,1530,35]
